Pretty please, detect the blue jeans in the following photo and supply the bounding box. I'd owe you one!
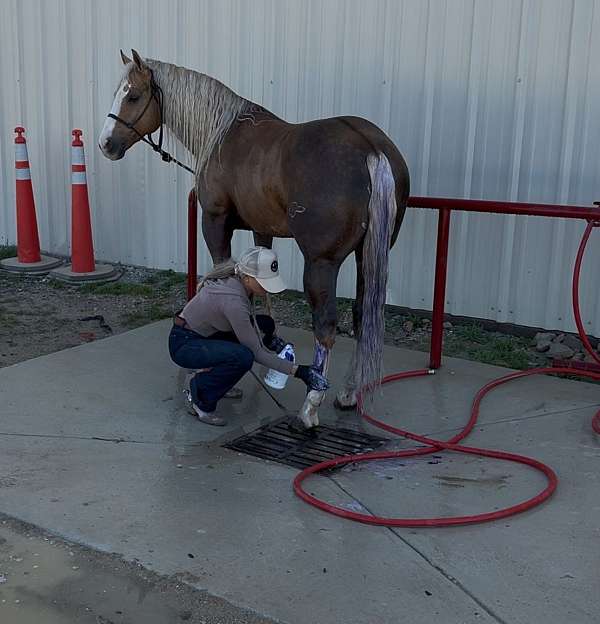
[168,316,275,413]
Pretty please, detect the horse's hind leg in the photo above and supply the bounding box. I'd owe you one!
[295,259,340,429]
[335,246,363,410]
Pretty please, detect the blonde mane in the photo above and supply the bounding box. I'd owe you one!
[145,59,250,181]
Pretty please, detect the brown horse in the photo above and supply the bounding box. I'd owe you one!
[99,50,409,429]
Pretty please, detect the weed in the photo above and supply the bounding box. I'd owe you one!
[122,303,172,327]
[80,282,154,297]
[0,246,17,261]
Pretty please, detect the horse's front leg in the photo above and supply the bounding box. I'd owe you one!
[298,341,332,428]
[201,205,234,264]
[296,259,340,429]
[253,232,274,317]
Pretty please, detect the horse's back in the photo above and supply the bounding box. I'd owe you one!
[283,115,409,207]
[286,115,407,180]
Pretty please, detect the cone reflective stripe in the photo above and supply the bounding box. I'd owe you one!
[14,127,41,263]
[70,129,95,273]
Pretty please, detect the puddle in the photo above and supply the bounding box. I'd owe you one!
[0,520,274,623]
[0,525,187,623]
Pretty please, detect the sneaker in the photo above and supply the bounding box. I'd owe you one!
[188,402,227,426]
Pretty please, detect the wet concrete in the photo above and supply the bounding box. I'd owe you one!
[0,516,276,623]
[0,320,599,623]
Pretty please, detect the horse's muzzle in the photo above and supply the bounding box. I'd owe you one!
[99,140,126,160]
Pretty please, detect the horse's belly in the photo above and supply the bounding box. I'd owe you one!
[237,202,291,237]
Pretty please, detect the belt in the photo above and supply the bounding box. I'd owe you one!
[173,315,190,329]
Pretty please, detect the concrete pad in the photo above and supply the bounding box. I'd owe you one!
[0,321,599,623]
[49,263,121,283]
[0,322,280,445]
[0,254,62,275]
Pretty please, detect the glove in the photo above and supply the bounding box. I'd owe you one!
[294,365,330,392]
[265,335,287,354]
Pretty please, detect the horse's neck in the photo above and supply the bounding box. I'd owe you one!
[147,59,251,170]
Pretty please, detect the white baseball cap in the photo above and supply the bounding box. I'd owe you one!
[237,247,287,293]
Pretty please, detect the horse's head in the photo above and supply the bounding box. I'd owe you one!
[98,49,161,160]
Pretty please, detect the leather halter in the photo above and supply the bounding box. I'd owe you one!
[107,75,195,174]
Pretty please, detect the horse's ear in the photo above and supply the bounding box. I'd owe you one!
[131,49,146,71]
[120,49,132,65]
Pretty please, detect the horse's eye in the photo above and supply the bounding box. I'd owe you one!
[128,94,140,103]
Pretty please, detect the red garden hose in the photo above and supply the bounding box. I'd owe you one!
[294,221,600,527]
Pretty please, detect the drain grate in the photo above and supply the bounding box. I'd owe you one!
[224,417,389,469]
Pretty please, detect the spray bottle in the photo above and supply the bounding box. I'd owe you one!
[264,343,295,389]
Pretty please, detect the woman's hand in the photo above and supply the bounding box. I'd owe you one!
[265,335,286,353]
[294,365,330,392]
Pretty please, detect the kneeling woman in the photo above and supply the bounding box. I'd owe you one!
[169,247,329,426]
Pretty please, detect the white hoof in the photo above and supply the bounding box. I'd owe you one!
[299,390,323,428]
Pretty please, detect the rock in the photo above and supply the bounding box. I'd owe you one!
[581,351,598,364]
[403,320,414,333]
[554,333,566,343]
[534,332,556,351]
[443,321,453,329]
[546,343,575,359]
[422,318,432,327]
[562,335,583,352]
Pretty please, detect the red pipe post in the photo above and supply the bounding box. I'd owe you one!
[429,208,451,369]
[187,189,198,301]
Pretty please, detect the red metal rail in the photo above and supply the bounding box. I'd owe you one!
[409,196,600,369]
[409,196,600,221]
[187,190,600,368]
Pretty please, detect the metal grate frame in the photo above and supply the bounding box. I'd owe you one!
[224,417,389,469]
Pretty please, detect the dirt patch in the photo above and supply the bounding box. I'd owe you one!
[0,262,187,369]
[0,245,593,371]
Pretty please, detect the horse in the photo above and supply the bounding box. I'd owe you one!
[98,49,409,429]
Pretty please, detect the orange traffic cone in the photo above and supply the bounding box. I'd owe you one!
[50,130,118,283]
[0,127,61,274]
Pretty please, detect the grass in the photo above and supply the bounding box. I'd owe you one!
[445,324,532,369]
[0,245,17,260]
[144,269,187,289]
[402,313,427,330]
[79,282,155,297]
[122,303,173,327]
[70,270,187,297]
[451,322,489,344]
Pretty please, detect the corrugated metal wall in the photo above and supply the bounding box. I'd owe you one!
[1,0,599,334]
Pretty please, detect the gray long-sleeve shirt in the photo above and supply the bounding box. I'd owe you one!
[180,277,294,375]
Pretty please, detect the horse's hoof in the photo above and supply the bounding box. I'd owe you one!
[287,416,318,436]
[334,397,357,411]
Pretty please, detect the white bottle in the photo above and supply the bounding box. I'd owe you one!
[264,343,295,390]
